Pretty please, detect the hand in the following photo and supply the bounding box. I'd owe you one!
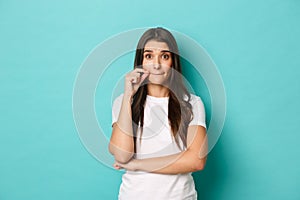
[124,68,149,97]
[113,159,139,171]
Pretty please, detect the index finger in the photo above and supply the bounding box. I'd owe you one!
[134,68,149,77]
[134,68,149,73]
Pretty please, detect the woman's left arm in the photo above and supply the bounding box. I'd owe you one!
[114,125,207,174]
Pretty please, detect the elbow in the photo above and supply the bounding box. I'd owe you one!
[108,143,115,156]
[109,143,134,164]
[114,153,134,164]
[193,159,206,171]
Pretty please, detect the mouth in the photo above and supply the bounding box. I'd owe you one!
[150,73,164,75]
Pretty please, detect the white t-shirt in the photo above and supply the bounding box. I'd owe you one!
[112,93,206,200]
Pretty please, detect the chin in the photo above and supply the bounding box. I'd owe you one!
[148,77,165,85]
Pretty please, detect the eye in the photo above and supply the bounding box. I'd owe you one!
[144,54,152,59]
[162,54,170,60]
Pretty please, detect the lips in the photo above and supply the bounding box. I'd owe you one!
[150,73,164,75]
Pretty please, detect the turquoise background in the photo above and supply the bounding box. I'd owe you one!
[1,0,300,199]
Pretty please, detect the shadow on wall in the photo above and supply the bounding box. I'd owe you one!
[193,127,230,200]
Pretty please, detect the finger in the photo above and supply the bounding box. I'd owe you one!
[134,68,149,74]
[131,70,146,77]
[128,69,148,81]
[115,162,122,167]
[130,76,139,84]
[132,72,143,79]
[140,72,150,83]
[113,163,121,170]
[132,71,147,83]
[131,71,149,84]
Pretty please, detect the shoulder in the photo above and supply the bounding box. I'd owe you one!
[187,93,206,127]
[187,94,206,113]
[189,93,202,102]
[184,93,204,105]
[112,93,124,106]
[114,93,124,101]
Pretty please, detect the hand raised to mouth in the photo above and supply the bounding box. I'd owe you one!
[124,68,149,98]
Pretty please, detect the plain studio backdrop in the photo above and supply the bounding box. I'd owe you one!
[0,0,299,199]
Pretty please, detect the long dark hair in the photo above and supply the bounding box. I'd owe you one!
[131,27,193,153]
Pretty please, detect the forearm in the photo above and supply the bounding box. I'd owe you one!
[117,93,134,135]
[135,150,206,175]
[109,93,134,163]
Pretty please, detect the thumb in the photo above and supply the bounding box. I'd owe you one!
[139,72,149,84]
[113,163,122,169]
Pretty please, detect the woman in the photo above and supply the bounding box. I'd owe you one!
[109,27,207,200]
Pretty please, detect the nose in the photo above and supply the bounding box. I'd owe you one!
[153,56,161,69]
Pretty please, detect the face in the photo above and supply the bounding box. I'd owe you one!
[142,40,172,85]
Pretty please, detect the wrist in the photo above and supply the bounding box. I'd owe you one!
[123,92,132,99]
[123,92,133,103]
[133,159,141,171]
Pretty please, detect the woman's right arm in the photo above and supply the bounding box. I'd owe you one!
[109,93,134,164]
[108,68,149,164]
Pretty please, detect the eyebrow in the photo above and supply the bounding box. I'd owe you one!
[143,49,171,53]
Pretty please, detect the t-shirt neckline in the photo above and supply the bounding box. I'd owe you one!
[146,94,169,102]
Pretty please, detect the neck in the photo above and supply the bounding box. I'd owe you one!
[147,83,169,97]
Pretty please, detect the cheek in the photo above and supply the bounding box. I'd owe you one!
[163,59,172,68]
[142,64,151,71]
[142,60,154,70]
[163,60,173,70]
[160,60,172,68]
[163,66,172,77]
[166,68,172,76]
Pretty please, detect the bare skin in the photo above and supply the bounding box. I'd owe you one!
[109,40,207,174]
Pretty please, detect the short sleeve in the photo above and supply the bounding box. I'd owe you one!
[111,94,124,127]
[189,94,206,128]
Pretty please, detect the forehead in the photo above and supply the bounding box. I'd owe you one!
[144,40,170,51]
